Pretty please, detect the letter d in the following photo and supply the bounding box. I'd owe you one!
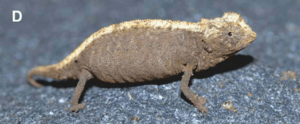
[12,10,22,22]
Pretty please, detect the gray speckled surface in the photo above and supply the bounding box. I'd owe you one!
[1,0,300,123]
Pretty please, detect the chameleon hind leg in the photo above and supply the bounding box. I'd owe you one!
[70,69,93,112]
[180,62,208,113]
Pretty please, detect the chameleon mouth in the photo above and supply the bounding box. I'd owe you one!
[218,51,238,59]
[238,31,257,50]
[228,51,239,57]
[249,31,257,43]
[251,31,257,38]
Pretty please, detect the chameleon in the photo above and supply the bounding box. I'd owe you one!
[27,12,256,113]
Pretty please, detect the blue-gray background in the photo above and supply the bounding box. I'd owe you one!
[0,0,300,123]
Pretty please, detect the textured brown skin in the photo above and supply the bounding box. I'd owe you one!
[27,12,256,113]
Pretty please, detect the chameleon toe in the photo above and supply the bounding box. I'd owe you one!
[70,103,86,112]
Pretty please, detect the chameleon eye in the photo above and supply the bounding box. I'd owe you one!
[228,32,232,37]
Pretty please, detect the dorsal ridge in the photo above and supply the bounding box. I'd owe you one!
[55,19,201,69]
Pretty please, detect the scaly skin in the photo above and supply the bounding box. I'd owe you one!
[28,12,256,113]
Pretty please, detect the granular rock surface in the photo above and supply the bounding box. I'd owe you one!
[0,0,299,123]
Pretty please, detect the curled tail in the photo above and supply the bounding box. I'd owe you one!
[27,65,59,88]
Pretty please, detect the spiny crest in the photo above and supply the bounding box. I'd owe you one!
[222,12,242,23]
[200,12,243,27]
[222,12,254,34]
[200,12,254,38]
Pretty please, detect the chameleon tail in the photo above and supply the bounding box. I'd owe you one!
[27,65,58,88]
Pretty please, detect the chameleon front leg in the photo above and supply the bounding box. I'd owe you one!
[180,62,208,113]
[70,69,93,112]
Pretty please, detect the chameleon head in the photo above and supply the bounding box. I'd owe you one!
[200,12,257,58]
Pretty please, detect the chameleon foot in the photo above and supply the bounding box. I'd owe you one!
[70,103,86,112]
[193,96,208,113]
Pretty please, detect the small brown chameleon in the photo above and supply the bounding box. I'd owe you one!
[28,12,256,113]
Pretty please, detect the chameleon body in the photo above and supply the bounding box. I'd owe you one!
[28,12,256,113]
